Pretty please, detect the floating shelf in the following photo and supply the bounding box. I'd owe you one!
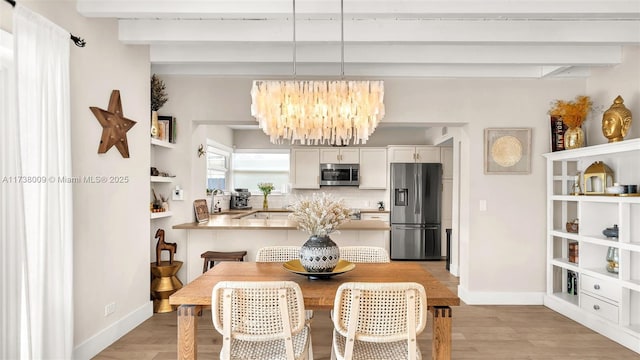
[151,211,173,219]
[151,176,174,183]
[151,138,176,149]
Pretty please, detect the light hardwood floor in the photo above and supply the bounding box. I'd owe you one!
[93,262,639,359]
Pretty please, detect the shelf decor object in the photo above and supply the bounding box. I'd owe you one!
[548,95,592,150]
[583,161,614,194]
[250,0,384,146]
[150,74,168,139]
[90,90,137,158]
[602,95,632,143]
[484,128,531,174]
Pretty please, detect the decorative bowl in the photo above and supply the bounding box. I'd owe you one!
[283,259,355,280]
[605,184,625,194]
[602,224,618,238]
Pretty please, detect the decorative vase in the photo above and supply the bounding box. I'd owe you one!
[299,235,340,273]
[263,194,269,209]
[564,126,584,149]
[151,110,160,138]
[606,246,619,274]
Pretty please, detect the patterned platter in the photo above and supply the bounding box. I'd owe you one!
[283,259,355,280]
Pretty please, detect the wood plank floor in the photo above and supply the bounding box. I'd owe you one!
[93,261,639,359]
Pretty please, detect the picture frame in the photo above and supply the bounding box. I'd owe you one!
[193,199,210,223]
[484,128,532,174]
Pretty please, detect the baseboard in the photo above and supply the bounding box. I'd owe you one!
[448,263,459,277]
[458,285,544,305]
[73,301,153,360]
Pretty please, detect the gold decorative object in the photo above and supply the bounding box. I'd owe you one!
[150,261,183,313]
[564,126,585,149]
[90,90,137,158]
[602,95,632,143]
[250,0,384,145]
[583,161,614,194]
[549,95,592,150]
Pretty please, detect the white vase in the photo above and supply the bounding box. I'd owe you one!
[151,110,160,138]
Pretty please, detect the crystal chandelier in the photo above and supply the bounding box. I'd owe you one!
[250,0,385,145]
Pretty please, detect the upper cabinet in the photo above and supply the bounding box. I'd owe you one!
[290,148,320,189]
[320,148,359,164]
[388,146,441,163]
[359,148,387,189]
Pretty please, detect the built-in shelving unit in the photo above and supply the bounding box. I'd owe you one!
[151,137,175,220]
[543,138,640,354]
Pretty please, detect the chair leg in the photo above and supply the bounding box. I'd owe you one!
[308,337,314,360]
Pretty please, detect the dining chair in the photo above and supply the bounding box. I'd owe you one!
[338,246,390,263]
[255,245,301,262]
[255,245,315,356]
[331,282,427,360]
[212,280,312,360]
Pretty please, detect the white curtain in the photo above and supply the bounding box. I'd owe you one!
[4,5,73,359]
[1,28,25,360]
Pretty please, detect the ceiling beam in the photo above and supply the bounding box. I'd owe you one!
[78,0,640,20]
[119,18,640,44]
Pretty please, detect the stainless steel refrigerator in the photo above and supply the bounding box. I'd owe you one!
[390,163,442,260]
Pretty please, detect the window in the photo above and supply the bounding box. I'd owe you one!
[206,141,230,192]
[232,151,290,194]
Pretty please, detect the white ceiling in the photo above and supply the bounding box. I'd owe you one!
[77,0,640,79]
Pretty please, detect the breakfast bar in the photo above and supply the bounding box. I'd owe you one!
[173,209,391,282]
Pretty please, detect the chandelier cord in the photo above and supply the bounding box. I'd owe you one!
[292,0,297,79]
[340,0,345,79]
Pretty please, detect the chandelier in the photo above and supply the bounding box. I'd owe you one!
[250,0,385,145]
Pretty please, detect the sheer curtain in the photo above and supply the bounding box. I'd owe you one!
[1,28,25,360]
[3,5,73,359]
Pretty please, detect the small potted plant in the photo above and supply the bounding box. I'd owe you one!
[257,182,275,209]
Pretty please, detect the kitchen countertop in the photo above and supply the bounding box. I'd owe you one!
[172,208,390,231]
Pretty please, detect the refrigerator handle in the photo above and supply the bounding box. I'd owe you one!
[414,170,420,214]
[395,188,408,206]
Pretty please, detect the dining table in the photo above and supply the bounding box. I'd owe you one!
[169,261,460,360]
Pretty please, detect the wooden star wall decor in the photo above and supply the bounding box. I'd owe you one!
[90,90,137,158]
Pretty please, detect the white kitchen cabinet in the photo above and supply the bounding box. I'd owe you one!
[388,145,440,163]
[543,138,640,354]
[320,148,359,164]
[358,148,387,189]
[290,148,320,189]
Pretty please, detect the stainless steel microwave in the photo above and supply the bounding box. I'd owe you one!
[320,163,359,186]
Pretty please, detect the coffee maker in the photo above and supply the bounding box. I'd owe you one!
[230,188,252,210]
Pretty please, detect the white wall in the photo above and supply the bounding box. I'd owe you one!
[586,46,640,146]
[2,1,152,358]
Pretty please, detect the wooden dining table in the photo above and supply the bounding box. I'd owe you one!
[169,261,460,360]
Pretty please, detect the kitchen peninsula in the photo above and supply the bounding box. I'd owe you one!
[173,209,390,282]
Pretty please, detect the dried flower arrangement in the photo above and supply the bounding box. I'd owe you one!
[151,74,168,111]
[288,193,351,237]
[257,182,275,196]
[548,95,593,128]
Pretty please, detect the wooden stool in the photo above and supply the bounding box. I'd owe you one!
[201,251,247,273]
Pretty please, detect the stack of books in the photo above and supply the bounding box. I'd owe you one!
[569,242,579,263]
